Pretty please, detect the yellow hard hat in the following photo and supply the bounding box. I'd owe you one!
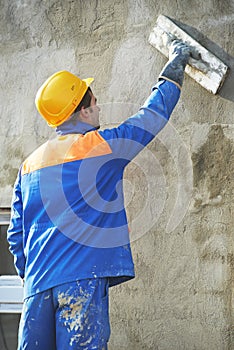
[35,70,94,127]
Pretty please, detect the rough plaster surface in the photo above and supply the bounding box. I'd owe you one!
[0,1,233,349]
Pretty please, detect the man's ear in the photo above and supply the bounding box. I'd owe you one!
[79,106,89,119]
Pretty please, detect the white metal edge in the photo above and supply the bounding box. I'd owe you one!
[0,286,24,303]
[0,303,23,313]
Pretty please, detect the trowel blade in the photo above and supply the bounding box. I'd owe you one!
[149,15,229,94]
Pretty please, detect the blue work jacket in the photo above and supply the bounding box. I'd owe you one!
[7,80,180,299]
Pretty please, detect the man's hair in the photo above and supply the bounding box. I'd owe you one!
[73,87,92,113]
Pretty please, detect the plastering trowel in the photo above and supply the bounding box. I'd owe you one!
[149,15,229,94]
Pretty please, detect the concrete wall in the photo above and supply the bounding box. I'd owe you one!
[1,0,233,349]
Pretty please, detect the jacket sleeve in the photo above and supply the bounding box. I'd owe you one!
[99,79,181,161]
[7,169,25,279]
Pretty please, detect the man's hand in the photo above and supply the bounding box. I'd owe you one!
[169,40,192,66]
[159,39,192,88]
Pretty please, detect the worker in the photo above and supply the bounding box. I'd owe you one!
[8,40,191,350]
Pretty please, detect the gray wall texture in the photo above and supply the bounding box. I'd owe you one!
[0,0,234,349]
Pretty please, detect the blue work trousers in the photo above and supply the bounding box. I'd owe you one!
[18,278,110,349]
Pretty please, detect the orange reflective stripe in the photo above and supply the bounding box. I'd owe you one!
[22,131,112,175]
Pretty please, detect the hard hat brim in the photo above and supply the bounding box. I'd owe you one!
[82,77,94,87]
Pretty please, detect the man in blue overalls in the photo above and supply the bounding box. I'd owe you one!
[8,41,191,349]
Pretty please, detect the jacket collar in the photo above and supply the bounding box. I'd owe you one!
[55,119,97,135]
